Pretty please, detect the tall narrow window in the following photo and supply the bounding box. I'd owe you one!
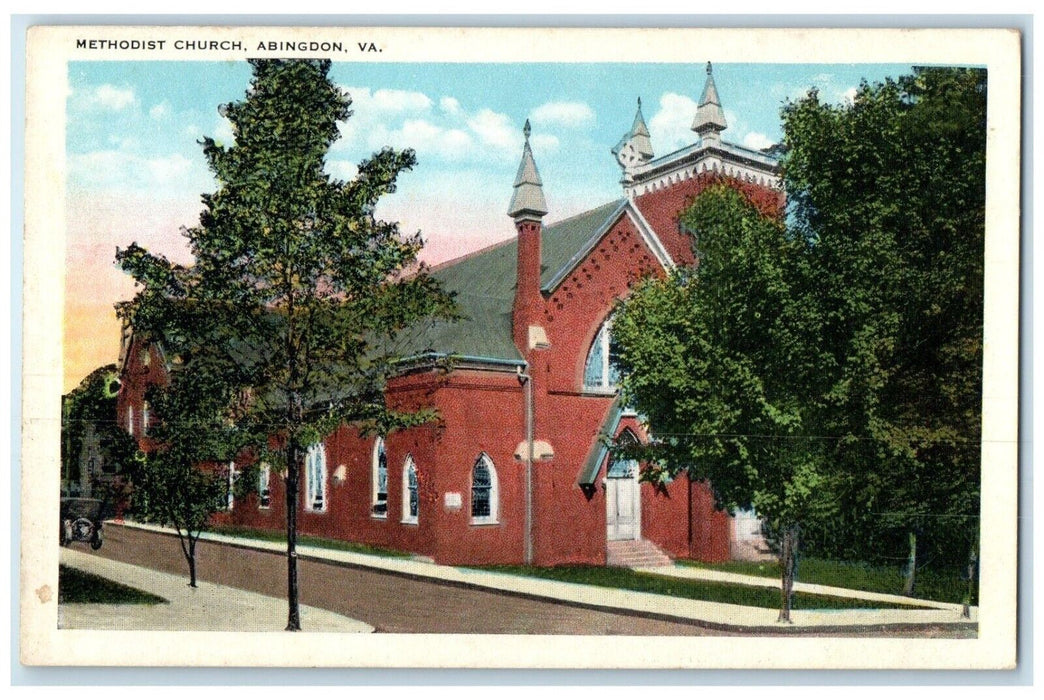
[372,438,388,517]
[402,455,418,524]
[225,462,239,510]
[305,443,326,512]
[126,405,134,435]
[470,454,498,525]
[142,401,150,434]
[583,320,623,391]
[258,463,271,509]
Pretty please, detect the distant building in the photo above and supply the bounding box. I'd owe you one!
[62,365,124,499]
[118,64,778,566]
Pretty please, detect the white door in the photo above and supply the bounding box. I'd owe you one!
[606,457,640,541]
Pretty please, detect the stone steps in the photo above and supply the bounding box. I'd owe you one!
[606,538,673,568]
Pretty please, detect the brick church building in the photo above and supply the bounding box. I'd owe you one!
[117,65,781,567]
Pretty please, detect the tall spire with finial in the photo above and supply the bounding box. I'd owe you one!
[508,119,548,221]
[692,61,727,147]
[630,97,654,161]
[613,97,655,179]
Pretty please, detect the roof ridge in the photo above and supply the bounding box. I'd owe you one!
[545,199,625,230]
[429,199,626,275]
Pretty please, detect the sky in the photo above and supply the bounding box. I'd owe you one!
[64,60,916,392]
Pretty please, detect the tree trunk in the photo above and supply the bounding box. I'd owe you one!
[778,524,798,623]
[285,440,301,631]
[963,540,978,618]
[188,536,197,588]
[902,531,917,596]
[175,526,198,588]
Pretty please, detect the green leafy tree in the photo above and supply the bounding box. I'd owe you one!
[781,67,985,592]
[615,67,985,618]
[128,356,251,588]
[613,185,829,622]
[117,60,456,629]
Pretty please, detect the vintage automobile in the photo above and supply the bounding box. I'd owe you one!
[59,497,106,550]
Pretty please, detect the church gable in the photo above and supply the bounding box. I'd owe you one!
[541,209,666,393]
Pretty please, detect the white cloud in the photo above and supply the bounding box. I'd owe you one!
[326,159,359,181]
[346,86,432,115]
[840,86,859,104]
[439,96,461,115]
[530,133,560,156]
[742,132,774,151]
[648,92,698,153]
[76,84,136,111]
[68,150,208,195]
[145,154,195,183]
[530,101,595,129]
[149,102,170,120]
[212,116,235,145]
[467,108,518,154]
[334,87,526,165]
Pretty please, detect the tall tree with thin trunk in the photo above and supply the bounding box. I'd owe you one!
[118,59,455,629]
[612,185,830,622]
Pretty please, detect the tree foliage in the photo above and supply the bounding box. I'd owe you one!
[612,67,985,612]
[613,186,827,620]
[117,59,456,627]
[781,67,985,575]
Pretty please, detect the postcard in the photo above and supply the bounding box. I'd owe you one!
[20,24,1021,669]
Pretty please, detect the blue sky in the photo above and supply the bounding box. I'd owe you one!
[65,60,917,389]
[67,61,917,235]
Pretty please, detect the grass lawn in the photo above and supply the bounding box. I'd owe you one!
[209,524,413,559]
[58,566,167,605]
[678,557,976,605]
[479,565,933,610]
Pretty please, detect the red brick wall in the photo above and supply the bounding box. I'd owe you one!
[116,337,169,451]
[634,172,784,265]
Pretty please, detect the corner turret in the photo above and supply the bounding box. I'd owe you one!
[508,120,548,222]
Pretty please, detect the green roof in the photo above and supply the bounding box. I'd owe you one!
[392,200,625,364]
[578,395,624,485]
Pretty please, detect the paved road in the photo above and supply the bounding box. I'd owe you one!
[89,525,736,635]
[86,525,970,637]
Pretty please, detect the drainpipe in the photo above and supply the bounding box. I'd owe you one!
[518,366,534,565]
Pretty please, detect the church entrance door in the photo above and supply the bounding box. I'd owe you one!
[606,456,640,541]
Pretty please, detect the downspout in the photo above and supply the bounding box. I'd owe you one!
[687,471,694,558]
[517,366,534,565]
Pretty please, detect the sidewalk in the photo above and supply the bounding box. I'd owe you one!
[59,547,374,633]
[113,521,976,634]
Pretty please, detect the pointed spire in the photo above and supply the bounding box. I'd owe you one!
[692,61,727,145]
[508,119,548,221]
[629,97,654,160]
[613,97,655,175]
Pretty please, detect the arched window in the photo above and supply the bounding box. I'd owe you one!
[402,455,419,524]
[583,319,623,391]
[608,430,639,478]
[372,437,388,517]
[305,443,326,512]
[471,454,499,525]
[258,463,271,509]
